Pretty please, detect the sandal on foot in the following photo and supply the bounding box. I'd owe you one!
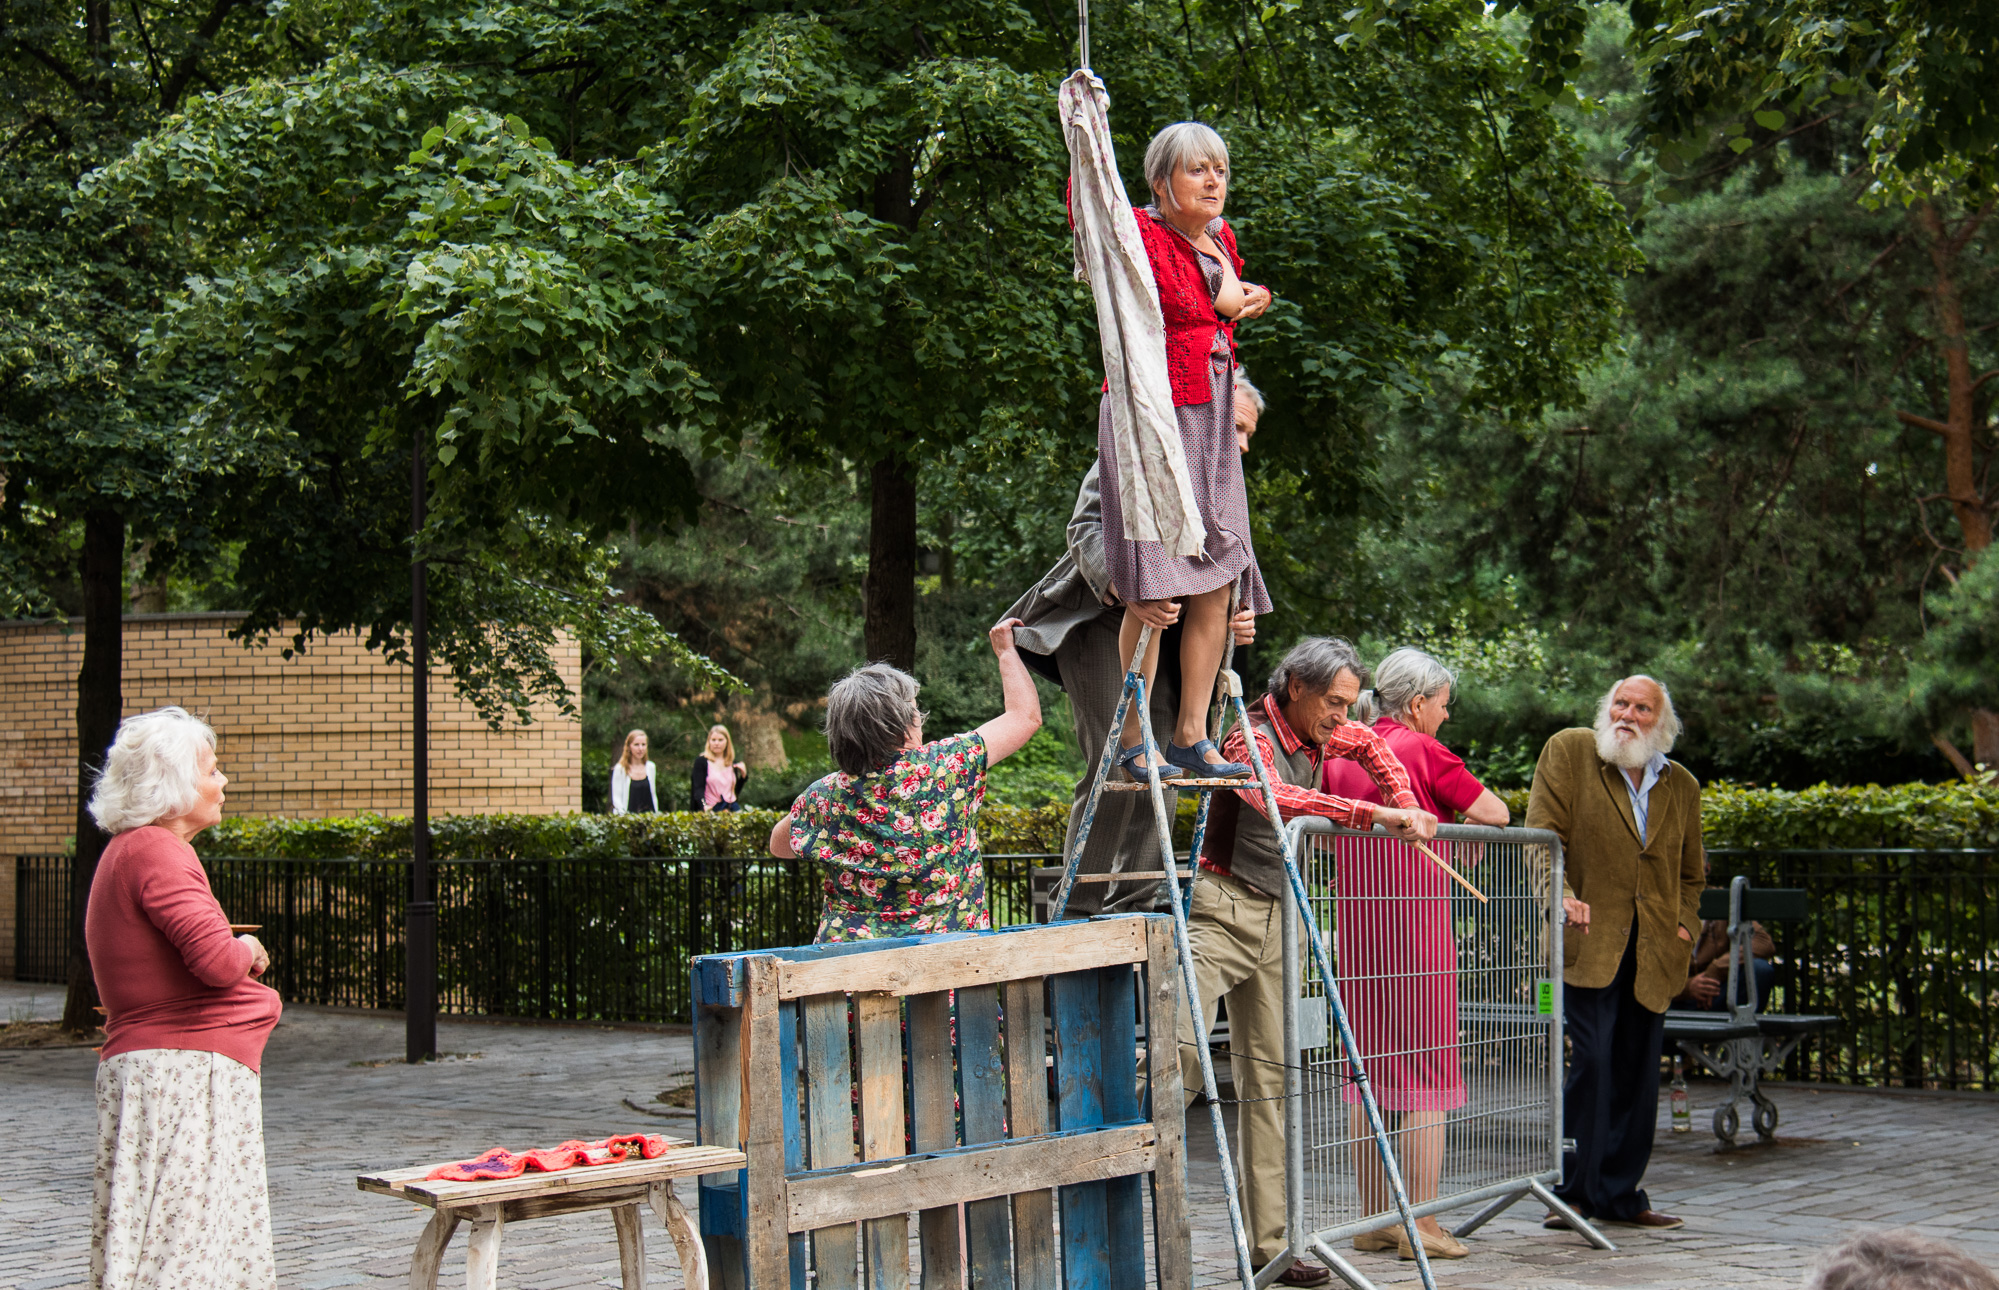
[1118,743,1185,783]
[1164,738,1252,779]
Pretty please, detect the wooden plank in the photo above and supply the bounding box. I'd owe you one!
[856,993,910,1290]
[778,921,1148,1001]
[742,957,791,1290]
[909,991,962,1290]
[695,987,749,1290]
[953,985,1010,1290]
[409,1210,459,1290]
[614,1203,647,1290]
[803,993,859,1290]
[464,1204,505,1290]
[1051,970,1111,1290]
[1143,918,1193,1290]
[782,1001,808,1290]
[357,1148,748,1209]
[1001,978,1057,1290]
[785,1124,1158,1232]
[1098,967,1145,1290]
[502,1185,648,1221]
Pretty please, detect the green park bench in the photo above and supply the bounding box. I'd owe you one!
[1661,876,1841,1146]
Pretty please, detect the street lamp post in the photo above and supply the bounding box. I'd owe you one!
[406,440,437,1063]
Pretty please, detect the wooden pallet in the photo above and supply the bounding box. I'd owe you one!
[691,914,1191,1290]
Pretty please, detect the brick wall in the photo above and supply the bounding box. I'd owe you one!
[0,613,580,977]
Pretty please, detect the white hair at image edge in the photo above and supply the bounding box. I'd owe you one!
[1593,677,1680,770]
[88,706,217,835]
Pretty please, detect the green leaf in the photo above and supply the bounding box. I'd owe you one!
[1753,110,1785,131]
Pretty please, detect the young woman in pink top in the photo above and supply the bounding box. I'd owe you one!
[84,706,281,1290]
[689,724,749,812]
[1321,649,1510,1262]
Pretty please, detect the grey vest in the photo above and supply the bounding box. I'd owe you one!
[1202,701,1317,898]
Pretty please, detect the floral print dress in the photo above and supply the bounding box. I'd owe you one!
[791,732,993,942]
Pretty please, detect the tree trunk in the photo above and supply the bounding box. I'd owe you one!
[1909,201,1998,769]
[1974,711,1999,769]
[864,456,918,672]
[61,508,124,1034]
[1914,200,1994,555]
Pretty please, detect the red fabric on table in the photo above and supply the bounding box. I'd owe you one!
[86,825,283,1074]
[1322,719,1491,1111]
[425,1134,673,1182]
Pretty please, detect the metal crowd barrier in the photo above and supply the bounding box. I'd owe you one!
[1279,819,1611,1283]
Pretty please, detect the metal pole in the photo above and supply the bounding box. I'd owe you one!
[1077,0,1090,69]
[406,439,437,1064]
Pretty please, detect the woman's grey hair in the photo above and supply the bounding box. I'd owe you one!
[826,664,926,777]
[1807,1229,1999,1290]
[1234,369,1265,415]
[1268,637,1367,704]
[87,707,217,835]
[1144,121,1229,211]
[1361,647,1456,724]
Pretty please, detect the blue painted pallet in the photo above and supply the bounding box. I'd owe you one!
[691,916,1193,1290]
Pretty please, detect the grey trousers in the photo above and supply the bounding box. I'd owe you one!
[1054,611,1175,916]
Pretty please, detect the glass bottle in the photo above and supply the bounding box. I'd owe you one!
[1670,1055,1691,1133]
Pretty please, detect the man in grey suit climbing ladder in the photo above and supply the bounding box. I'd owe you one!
[1004,372,1264,916]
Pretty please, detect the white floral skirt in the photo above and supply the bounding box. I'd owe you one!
[93,1049,276,1290]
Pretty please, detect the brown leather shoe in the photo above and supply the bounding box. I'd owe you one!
[1257,1260,1333,1287]
[1603,1210,1684,1230]
[1542,1211,1575,1230]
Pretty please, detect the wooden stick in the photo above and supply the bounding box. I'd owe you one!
[1410,839,1487,904]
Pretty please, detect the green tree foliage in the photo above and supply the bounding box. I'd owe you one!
[1473,0,1999,199]
[89,0,1633,692]
[1342,13,1997,785]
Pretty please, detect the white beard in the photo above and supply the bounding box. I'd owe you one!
[1595,719,1666,770]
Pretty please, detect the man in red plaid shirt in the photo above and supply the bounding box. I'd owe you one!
[1183,636,1438,1286]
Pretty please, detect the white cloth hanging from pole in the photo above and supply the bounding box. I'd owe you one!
[1059,69,1207,560]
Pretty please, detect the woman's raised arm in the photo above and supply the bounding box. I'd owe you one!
[975,618,1043,764]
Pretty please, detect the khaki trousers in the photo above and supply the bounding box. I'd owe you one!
[1177,871,1289,1265]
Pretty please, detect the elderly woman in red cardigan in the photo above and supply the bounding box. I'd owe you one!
[1099,121,1274,782]
[85,707,281,1289]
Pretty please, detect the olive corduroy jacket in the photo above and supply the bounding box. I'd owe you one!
[1525,727,1705,1014]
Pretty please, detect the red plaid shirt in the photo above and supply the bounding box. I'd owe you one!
[1199,694,1419,877]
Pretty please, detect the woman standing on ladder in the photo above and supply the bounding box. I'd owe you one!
[1095,122,1274,782]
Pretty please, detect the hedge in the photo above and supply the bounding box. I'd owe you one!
[195,781,1999,861]
[1495,781,1999,849]
[196,803,1079,860]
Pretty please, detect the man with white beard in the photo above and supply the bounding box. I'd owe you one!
[1526,676,1705,1232]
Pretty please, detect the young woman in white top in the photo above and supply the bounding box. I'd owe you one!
[608,730,659,814]
[689,724,750,812]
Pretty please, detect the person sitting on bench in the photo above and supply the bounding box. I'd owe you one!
[1675,915,1775,1011]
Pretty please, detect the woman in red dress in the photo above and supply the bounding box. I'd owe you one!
[1322,648,1511,1260]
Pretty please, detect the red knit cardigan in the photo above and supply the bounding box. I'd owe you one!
[1136,210,1244,407]
[1070,182,1248,408]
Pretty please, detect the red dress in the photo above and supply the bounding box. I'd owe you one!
[1321,719,1488,1110]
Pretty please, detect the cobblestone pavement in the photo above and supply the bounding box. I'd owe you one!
[3,988,1996,1290]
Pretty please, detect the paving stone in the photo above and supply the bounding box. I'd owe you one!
[4,1001,1998,1289]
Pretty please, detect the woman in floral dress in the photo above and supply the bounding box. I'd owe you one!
[770,619,1043,941]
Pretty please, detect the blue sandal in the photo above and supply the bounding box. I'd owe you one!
[1119,743,1186,783]
[1165,738,1253,780]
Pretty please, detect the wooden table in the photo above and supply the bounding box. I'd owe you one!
[358,1141,744,1290]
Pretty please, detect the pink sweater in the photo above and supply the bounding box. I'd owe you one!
[86,826,282,1073]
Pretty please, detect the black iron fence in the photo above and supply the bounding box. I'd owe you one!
[1705,848,1999,1091]
[13,854,70,983]
[20,846,1998,1085]
[13,853,1046,1024]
